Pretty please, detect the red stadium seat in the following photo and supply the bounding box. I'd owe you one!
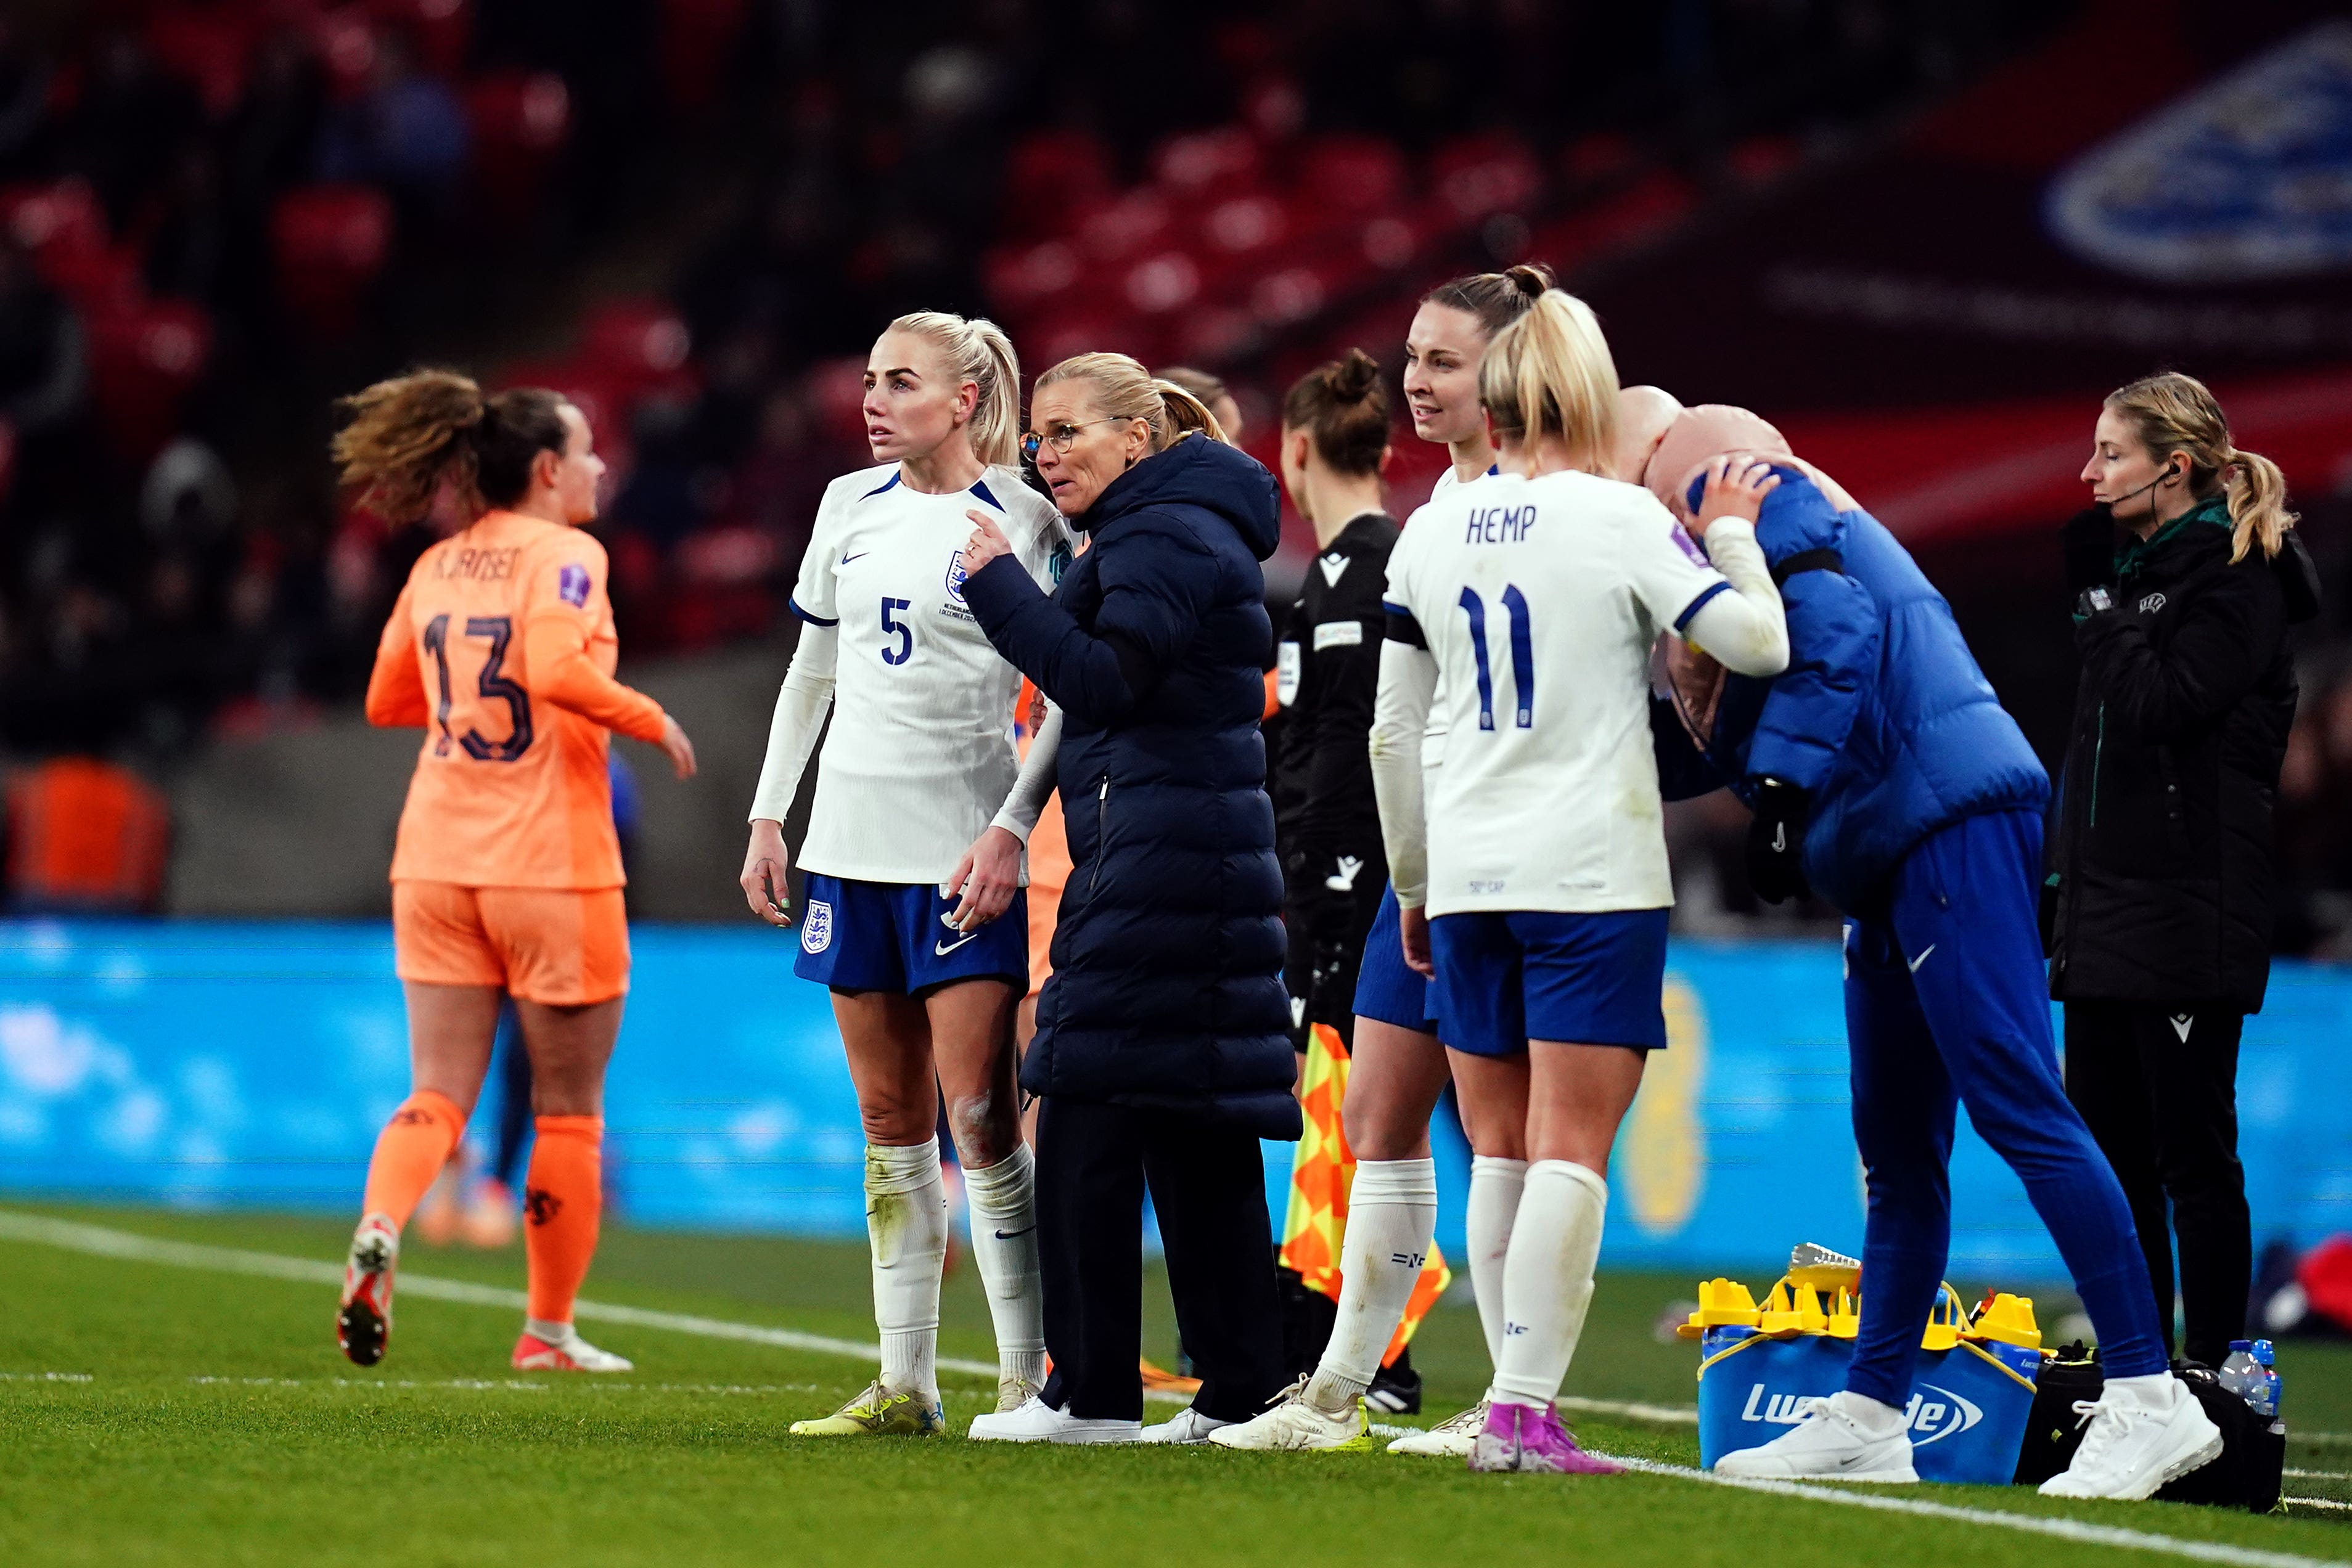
[1002,131,1114,240]
[981,239,1080,317]
[1296,136,1406,216]
[494,357,637,478]
[1428,132,1543,223]
[1,180,145,314]
[581,298,693,388]
[270,184,394,337]
[1153,126,1262,197]
[465,69,570,216]
[1078,190,1172,263]
[84,298,214,460]
[365,0,473,77]
[145,0,266,120]
[1123,251,1201,316]
[660,0,751,113]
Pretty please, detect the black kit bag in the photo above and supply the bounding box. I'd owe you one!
[2011,1344,2282,1512]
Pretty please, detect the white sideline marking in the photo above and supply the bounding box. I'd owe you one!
[2287,1470,2352,1482]
[1603,1456,2349,1568]
[8,1210,2346,1563]
[0,1209,1000,1382]
[2287,1498,2352,1513]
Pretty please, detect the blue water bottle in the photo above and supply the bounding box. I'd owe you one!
[2250,1339,2282,1420]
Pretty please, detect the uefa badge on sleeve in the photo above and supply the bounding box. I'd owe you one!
[558,563,591,607]
[801,899,833,954]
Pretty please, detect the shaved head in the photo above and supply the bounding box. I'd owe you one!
[1644,404,1792,516]
[1611,385,1684,484]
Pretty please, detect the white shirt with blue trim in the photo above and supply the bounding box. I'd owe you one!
[784,462,1071,884]
[1379,467,1753,916]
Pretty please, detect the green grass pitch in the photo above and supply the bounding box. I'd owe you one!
[5,1203,2352,1567]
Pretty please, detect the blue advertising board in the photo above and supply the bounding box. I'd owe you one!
[2,919,2348,1280]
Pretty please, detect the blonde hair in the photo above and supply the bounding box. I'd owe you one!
[1477,289,1618,473]
[887,309,1023,467]
[2105,370,2296,563]
[1036,351,1230,452]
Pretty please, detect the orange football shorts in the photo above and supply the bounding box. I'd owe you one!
[392,881,630,1006]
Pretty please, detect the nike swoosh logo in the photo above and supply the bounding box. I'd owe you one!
[935,933,979,957]
[1908,944,1935,973]
[840,551,868,565]
[992,1227,1036,1241]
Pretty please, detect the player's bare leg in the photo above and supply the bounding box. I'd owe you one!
[341,982,499,1366]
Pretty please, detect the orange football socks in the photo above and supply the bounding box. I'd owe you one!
[523,1116,603,1326]
[360,1090,465,1229]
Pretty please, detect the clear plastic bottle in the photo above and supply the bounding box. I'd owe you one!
[2250,1339,2282,1420]
[2218,1339,2260,1407]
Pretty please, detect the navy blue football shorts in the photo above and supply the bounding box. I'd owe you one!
[1430,906,1670,1056]
[795,873,1028,994]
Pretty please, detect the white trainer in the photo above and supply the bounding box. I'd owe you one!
[1713,1392,1919,1482]
[1141,1407,1231,1443]
[1386,1399,1489,1457]
[1205,1379,1373,1452]
[2038,1375,2223,1500]
[966,1396,1141,1444]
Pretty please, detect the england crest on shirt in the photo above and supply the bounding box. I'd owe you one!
[801,899,833,953]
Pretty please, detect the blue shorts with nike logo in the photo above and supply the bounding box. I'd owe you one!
[794,873,1028,994]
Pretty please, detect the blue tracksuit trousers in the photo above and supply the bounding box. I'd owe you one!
[1843,808,2168,1407]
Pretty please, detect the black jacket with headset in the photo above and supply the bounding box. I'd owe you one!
[2046,492,2322,1012]
[1269,511,1396,1043]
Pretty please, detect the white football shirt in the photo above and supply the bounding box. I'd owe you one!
[789,462,1072,883]
[1384,467,1729,915]
[1409,461,1498,766]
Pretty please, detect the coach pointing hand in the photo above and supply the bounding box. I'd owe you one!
[957,352,1295,1447]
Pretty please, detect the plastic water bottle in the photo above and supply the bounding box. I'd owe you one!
[2218,1340,2261,1407]
[2250,1339,2282,1419]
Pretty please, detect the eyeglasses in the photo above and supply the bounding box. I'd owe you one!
[1020,419,1131,461]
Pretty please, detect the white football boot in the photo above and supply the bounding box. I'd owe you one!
[1713,1392,1919,1482]
[512,1321,634,1373]
[966,1395,1141,1444]
[1140,1407,1231,1443]
[1386,1398,1489,1457]
[1205,1378,1374,1452]
[2038,1375,2223,1500]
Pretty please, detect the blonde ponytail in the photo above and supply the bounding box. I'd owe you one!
[2105,370,2298,563]
[1477,288,1619,474]
[2224,447,2295,565]
[887,309,1023,467]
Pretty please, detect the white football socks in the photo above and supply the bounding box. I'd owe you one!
[1467,1154,1527,1371]
[865,1139,949,1401]
[1488,1158,1608,1411]
[1303,1158,1438,1414]
[962,1143,1046,1388]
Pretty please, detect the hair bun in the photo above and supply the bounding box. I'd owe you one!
[1332,347,1380,401]
[1505,262,1555,298]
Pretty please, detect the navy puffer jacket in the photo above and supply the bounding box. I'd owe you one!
[963,436,1300,1139]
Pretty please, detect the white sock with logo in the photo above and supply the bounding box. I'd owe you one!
[1488,1159,1607,1411]
[865,1139,948,1401]
[962,1143,1046,1388]
[1303,1158,1438,1414]
[1467,1155,1527,1372]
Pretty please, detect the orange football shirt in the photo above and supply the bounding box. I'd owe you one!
[367,510,665,891]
